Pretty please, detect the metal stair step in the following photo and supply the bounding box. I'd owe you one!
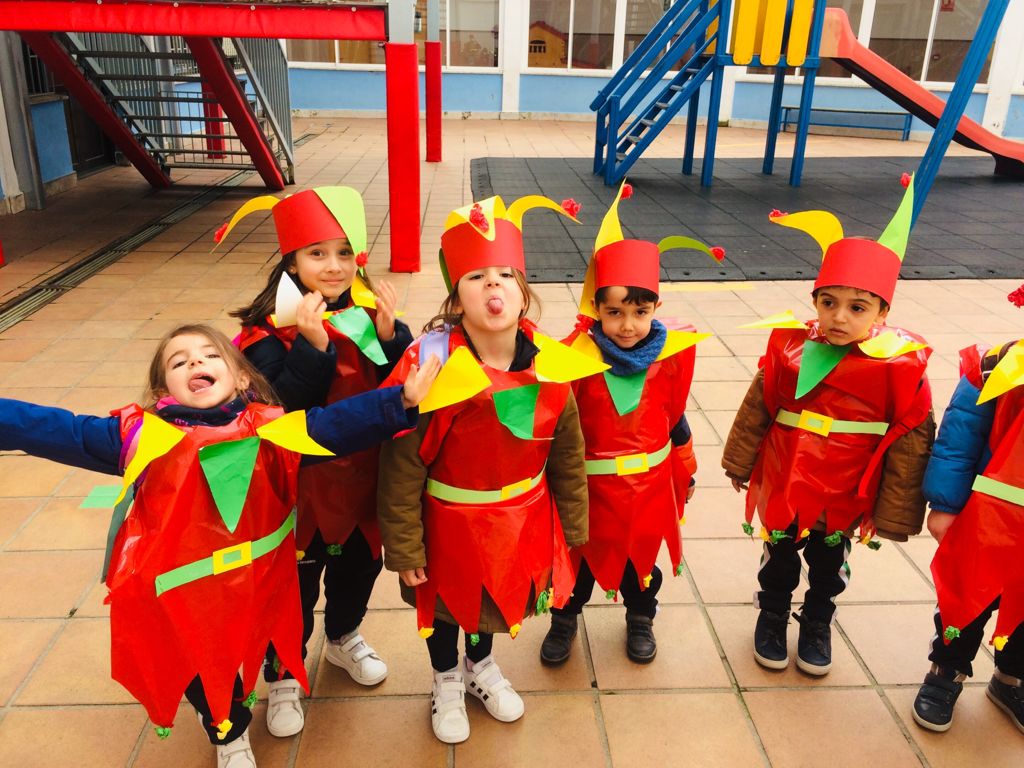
[124,113,234,123]
[95,73,205,83]
[73,50,194,61]
[640,118,654,127]
[625,135,641,143]
[655,101,669,109]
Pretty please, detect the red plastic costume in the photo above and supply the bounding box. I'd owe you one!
[238,306,383,555]
[385,323,576,635]
[563,328,696,592]
[106,403,307,731]
[931,345,1024,646]
[749,321,932,536]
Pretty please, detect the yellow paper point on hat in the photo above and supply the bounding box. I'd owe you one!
[257,410,334,456]
[739,311,807,330]
[656,331,711,361]
[419,346,492,413]
[769,210,844,258]
[215,720,232,740]
[579,181,631,319]
[117,412,187,504]
[858,331,928,359]
[509,623,522,639]
[532,332,610,382]
[993,635,1009,651]
[418,626,435,639]
[212,195,279,250]
[444,197,506,241]
[977,340,1024,404]
[506,194,580,230]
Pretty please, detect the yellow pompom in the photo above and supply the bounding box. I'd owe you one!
[509,623,522,639]
[418,627,434,639]
[759,527,771,542]
[642,574,653,588]
[295,550,305,561]
[859,534,872,545]
[799,528,810,539]
[215,719,232,740]
[679,516,686,526]
[993,635,1009,651]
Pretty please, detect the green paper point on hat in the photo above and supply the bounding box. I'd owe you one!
[492,384,540,440]
[877,173,914,261]
[328,306,387,365]
[198,437,261,534]
[604,370,647,416]
[313,187,367,255]
[796,340,849,399]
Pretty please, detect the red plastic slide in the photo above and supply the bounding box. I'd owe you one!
[819,8,1024,178]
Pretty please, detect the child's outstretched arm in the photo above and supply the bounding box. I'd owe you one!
[0,398,122,474]
[722,370,773,491]
[547,391,589,547]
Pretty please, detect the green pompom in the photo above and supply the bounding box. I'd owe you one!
[867,539,882,551]
[535,589,551,615]
[326,544,343,556]
[769,529,789,544]
[243,691,258,709]
[272,657,281,674]
[469,633,480,646]
[154,726,172,740]
[944,626,961,641]
[605,589,617,601]
[741,522,755,536]
[675,563,684,577]
[824,532,843,547]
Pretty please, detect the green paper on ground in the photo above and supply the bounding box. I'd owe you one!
[795,340,849,398]
[81,484,122,509]
[492,384,540,440]
[198,437,261,534]
[328,306,387,365]
[604,370,647,415]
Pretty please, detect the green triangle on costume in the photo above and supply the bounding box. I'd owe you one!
[328,306,387,365]
[492,384,540,440]
[795,340,849,399]
[101,485,134,582]
[877,174,914,260]
[313,187,367,254]
[198,437,261,534]
[603,370,647,416]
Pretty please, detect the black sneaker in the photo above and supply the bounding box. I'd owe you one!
[753,609,789,670]
[912,666,964,732]
[794,612,832,676]
[987,670,1024,735]
[539,613,577,666]
[625,613,657,663]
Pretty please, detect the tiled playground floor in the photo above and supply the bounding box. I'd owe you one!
[0,118,1020,767]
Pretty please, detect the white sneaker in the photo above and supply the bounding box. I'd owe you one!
[464,655,524,723]
[431,667,470,744]
[324,631,388,685]
[216,727,257,768]
[265,679,304,737]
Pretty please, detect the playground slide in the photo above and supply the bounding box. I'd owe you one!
[819,8,1024,178]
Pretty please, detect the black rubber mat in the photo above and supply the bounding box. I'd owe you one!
[470,156,1024,282]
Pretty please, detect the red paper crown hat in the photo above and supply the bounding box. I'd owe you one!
[439,195,581,291]
[578,181,724,319]
[769,174,915,306]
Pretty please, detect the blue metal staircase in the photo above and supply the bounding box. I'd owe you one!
[591,0,723,186]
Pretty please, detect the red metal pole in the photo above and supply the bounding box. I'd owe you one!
[425,40,442,163]
[201,82,226,160]
[385,41,421,272]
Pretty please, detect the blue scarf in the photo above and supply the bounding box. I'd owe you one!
[591,319,667,376]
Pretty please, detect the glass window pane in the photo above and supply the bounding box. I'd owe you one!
[868,0,932,80]
[338,40,385,65]
[572,0,617,69]
[450,0,499,67]
[415,0,449,66]
[286,40,337,64]
[927,0,992,83]
[624,0,667,60]
[528,0,570,68]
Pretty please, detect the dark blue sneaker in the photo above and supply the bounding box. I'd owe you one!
[913,665,964,732]
[753,610,789,670]
[987,670,1024,735]
[794,612,831,676]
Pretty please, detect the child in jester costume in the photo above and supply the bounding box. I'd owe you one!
[540,181,719,666]
[722,175,935,677]
[911,289,1024,735]
[0,324,438,768]
[225,187,413,737]
[377,194,597,744]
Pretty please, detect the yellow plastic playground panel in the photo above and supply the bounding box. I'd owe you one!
[729,0,815,66]
[786,0,813,66]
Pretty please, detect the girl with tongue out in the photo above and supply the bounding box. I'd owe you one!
[376,195,599,745]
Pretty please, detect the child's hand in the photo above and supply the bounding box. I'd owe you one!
[400,354,442,408]
[926,510,958,543]
[728,473,748,493]
[686,482,696,502]
[374,280,398,341]
[297,290,329,352]
[400,568,428,587]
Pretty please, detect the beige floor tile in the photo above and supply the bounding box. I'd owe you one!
[838,603,993,685]
[0,550,98,617]
[0,497,44,547]
[655,547,697,604]
[18,618,134,704]
[746,688,920,766]
[56,386,141,414]
[886,686,1024,768]
[75,578,111,618]
[585,604,729,690]
[898,536,938,585]
[295,698,447,767]
[602,692,765,767]
[0,455,72,497]
[367,572,411,610]
[8,496,109,550]
[684,538,776,604]
[682,486,747,538]
[32,336,126,363]
[0,705,146,768]
[690,380,754,411]
[707,605,868,688]
[838,539,936,604]
[484,617,593,693]
[0,619,62,705]
[459,693,606,767]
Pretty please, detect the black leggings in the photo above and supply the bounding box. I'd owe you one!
[426,619,493,672]
[929,598,1024,679]
[756,524,851,621]
[551,558,662,619]
[185,675,251,745]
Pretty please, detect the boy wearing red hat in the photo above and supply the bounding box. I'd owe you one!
[911,295,1024,734]
[722,177,935,676]
[540,182,718,665]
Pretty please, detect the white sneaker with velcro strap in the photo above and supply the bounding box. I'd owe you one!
[431,667,470,743]
[265,678,304,737]
[324,630,388,685]
[464,655,524,722]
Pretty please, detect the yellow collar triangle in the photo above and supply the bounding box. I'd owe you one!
[256,410,334,456]
[656,330,711,361]
[116,412,187,504]
[738,310,807,330]
[857,331,929,359]
[418,345,493,413]
[533,331,610,383]
[977,340,1024,404]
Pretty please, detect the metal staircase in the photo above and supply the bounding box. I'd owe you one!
[591,0,723,186]
[19,31,293,189]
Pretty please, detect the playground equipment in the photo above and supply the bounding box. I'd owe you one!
[592,0,1018,225]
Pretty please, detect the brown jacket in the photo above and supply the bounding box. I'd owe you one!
[722,370,936,541]
[377,393,589,633]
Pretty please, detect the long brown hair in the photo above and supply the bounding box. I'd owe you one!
[143,323,279,409]
[423,270,540,333]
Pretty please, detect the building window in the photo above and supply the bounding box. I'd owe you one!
[22,41,56,97]
[528,0,617,70]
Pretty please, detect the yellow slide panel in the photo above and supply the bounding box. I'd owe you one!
[760,0,788,66]
[731,0,764,65]
[786,0,814,66]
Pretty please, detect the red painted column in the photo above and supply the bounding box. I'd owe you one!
[385,41,421,272]
[425,40,442,163]
[201,83,226,159]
